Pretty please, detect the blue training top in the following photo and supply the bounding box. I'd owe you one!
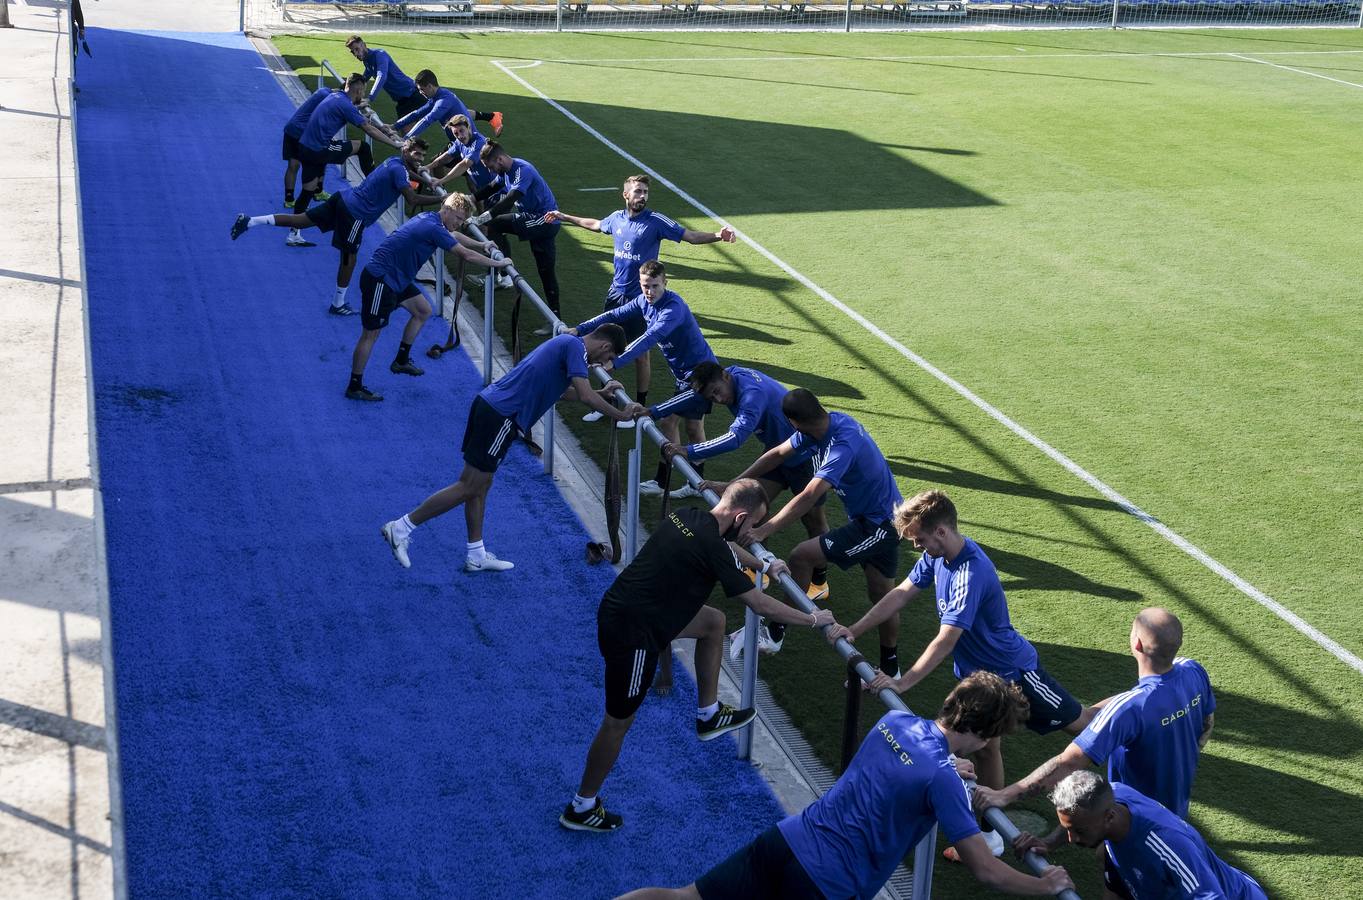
[909,537,1039,680]
[444,128,497,190]
[361,47,417,101]
[340,156,411,226]
[395,87,471,137]
[678,366,796,462]
[788,412,900,524]
[499,158,557,220]
[1106,783,1266,899]
[363,212,456,291]
[576,290,714,384]
[779,711,980,900]
[300,93,366,152]
[285,88,332,139]
[1073,657,1215,819]
[479,334,589,432]
[598,208,686,298]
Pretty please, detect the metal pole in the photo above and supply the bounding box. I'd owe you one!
[912,831,938,899]
[434,248,445,311]
[625,440,640,563]
[483,274,495,385]
[2,0,14,28]
[736,606,760,760]
[845,0,853,32]
[839,655,865,773]
[1357,0,1362,26]
[557,0,564,31]
[238,0,246,32]
[1111,0,1119,28]
[544,408,555,475]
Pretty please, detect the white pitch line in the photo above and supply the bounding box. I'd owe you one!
[1230,52,1363,90]
[489,61,1363,678]
[538,48,1363,65]
[578,186,619,191]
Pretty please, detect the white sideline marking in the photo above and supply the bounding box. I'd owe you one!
[500,59,543,70]
[578,186,619,191]
[489,61,1363,678]
[1229,52,1363,89]
[538,48,1363,65]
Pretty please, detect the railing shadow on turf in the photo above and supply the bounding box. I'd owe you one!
[316,58,1079,900]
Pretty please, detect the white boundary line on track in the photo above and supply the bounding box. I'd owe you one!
[536,48,1363,65]
[491,57,1363,677]
[1229,51,1363,88]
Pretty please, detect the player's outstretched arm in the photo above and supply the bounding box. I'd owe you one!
[1199,712,1215,749]
[570,376,642,421]
[545,210,602,231]
[680,225,736,245]
[749,478,831,544]
[955,835,1074,896]
[362,120,404,149]
[974,742,1093,813]
[734,440,796,482]
[870,623,962,694]
[738,585,834,629]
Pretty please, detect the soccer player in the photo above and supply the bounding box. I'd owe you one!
[426,114,498,196]
[473,141,562,321]
[381,325,644,573]
[281,85,334,209]
[547,174,736,420]
[1021,771,1266,899]
[559,479,836,833]
[826,489,1093,855]
[727,389,901,664]
[232,139,444,316]
[620,672,1074,899]
[293,73,404,243]
[346,194,509,402]
[972,607,1215,820]
[344,35,425,118]
[655,361,831,601]
[393,69,502,141]
[567,261,716,497]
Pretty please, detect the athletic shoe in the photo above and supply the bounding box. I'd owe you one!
[230,214,249,240]
[668,484,700,500]
[559,799,621,833]
[464,273,489,290]
[381,520,411,568]
[945,828,1004,862]
[465,552,514,573]
[582,410,605,423]
[489,111,504,136]
[806,582,829,602]
[495,273,514,290]
[532,325,553,336]
[727,624,782,659]
[636,480,664,497]
[284,194,295,209]
[328,303,357,317]
[390,360,425,376]
[615,418,635,430]
[313,189,332,202]
[696,703,756,742]
[285,232,316,248]
[743,567,768,591]
[345,385,383,402]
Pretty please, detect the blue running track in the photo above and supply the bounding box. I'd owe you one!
[78,29,784,897]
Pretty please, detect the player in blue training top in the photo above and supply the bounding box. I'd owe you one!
[655,361,832,602]
[281,86,334,209]
[569,260,717,495]
[394,69,502,142]
[619,672,1074,899]
[381,327,643,574]
[232,139,444,316]
[731,389,903,668]
[293,73,405,243]
[1023,772,1266,900]
[973,607,1215,824]
[344,35,425,118]
[548,174,736,421]
[345,194,510,402]
[427,114,498,200]
[471,141,564,320]
[827,489,1094,858]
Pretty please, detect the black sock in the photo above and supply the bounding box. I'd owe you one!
[637,391,648,406]
[475,110,494,122]
[285,189,294,203]
[347,373,363,392]
[357,143,375,176]
[880,645,899,675]
[293,189,315,216]
[812,566,828,586]
[653,461,670,485]
[768,621,786,642]
[396,342,412,365]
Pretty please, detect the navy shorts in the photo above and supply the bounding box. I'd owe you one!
[603,288,645,342]
[307,192,366,254]
[650,386,710,423]
[296,140,354,183]
[460,395,518,474]
[695,826,824,900]
[394,91,425,118]
[1015,666,1083,735]
[820,517,900,579]
[599,644,660,721]
[1103,845,1136,900]
[281,130,301,162]
[760,458,826,507]
[359,268,422,331]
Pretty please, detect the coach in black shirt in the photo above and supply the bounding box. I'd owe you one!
[560,478,837,833]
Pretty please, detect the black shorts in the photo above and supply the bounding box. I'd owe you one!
[359,268,422,331]
[604,288,646,342]
[296,140,355,183]
[1102,845,1136,900]
[759,458,827,507]
[394,91,425,117]
[282,130,301,162]
[695,826,824,900]
[460,395,518,474]
[820,517,900,579]
[600,645,659,721]
[1015,666,1083,735]
[307,192,366,254]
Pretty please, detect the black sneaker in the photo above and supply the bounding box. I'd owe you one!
[390,360,425,377]
[345,386,383,402]
[696,704,756,742]
[328,304,357,317]
[559,799,622,833]
[230,214,249,240]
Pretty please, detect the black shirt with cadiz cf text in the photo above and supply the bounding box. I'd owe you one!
[598,507,755,652]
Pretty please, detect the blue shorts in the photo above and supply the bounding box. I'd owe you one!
[1015,666,1083,735]
[820,517,900,579]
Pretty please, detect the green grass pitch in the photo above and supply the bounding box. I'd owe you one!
[277,28,1363,898]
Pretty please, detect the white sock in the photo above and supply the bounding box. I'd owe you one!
[571,793,596,813]
[332,286,347,307]
[391,514,414,542]
[248,215,274,228]
[697,702,719,721]
[467,540,485,561]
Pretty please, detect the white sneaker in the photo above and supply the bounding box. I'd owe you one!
[615,418,635,430]
[727,626,748,661]
[284,231,315,248]
[582,410,605,423]
[637,480,664,496]
[464,273,489,289]
[668,483,700,500]
[757,624,783,655]
[532,325,553,336]
[982,829,1005,857]
[465,552,514,573]
[381,520,411,568]
[495,273,514,290]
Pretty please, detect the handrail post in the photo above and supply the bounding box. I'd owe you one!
[736,606,761,761]
[625,426,641,563]
[840,654,866,773]
[1111,0,1119,28]
[912,828,938,898]
[544,407,555,475]
[482,274,495,385]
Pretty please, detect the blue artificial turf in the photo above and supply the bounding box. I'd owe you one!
[78,28,784,898]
